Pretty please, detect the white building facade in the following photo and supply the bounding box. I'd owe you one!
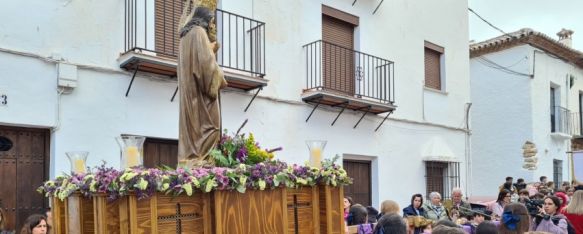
[470,28,583,198]
[0,0,470,228]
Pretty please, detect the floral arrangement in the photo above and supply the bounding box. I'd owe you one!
[211,120,282,167]
[38,157,352,201]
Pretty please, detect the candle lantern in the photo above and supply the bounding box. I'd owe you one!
[305,140,327,168]
[66,151,89,173]
[116,136,146,169]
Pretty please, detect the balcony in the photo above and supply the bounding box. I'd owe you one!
[551,106,572,138]
[119,0,267,93]
[302,40,396,129]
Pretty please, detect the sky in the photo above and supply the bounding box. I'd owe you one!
[469,0,583,50]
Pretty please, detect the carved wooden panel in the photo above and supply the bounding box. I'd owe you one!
[319,186,345,234]
[214,189,286,234]
[67,194,95,234]
[93,195,122,234]
[51,197,67,234]
[286,187,319,234]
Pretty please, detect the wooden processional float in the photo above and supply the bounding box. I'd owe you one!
[50,185,345,234]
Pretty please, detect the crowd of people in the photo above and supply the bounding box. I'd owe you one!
[344,176,583,234]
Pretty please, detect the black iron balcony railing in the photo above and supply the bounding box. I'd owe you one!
[303,40,395,104]
[124,0,265,77]
[551,106,571,135]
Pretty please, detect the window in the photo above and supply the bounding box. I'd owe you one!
[553,159,562,189]
[424,41,444,90]
[551,87,557,132]
[425,161,460,199]
[343,160,371,206]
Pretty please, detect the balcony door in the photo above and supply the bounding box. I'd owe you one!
[322,7,356,96]
[551,87,557,132]
[155,0,183,58]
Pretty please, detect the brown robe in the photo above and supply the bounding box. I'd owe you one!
[177,25,227,165]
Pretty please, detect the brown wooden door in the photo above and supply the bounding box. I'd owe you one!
[343,160,371,206]
[0,126,49,232]
[143,138,178,169]
[322,15,355,96]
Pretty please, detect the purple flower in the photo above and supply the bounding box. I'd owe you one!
[235,147,248,162]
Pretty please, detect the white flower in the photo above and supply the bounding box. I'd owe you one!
[258,180,266,190]
[136,178,148,190]
[183,183,193,196]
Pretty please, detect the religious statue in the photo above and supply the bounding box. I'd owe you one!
[177,0,227,167]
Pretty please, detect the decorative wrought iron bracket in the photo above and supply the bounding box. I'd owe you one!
[375,110,393,132]
[353,106,372,129]
[331,101,349,126]
[305,97,323,123]
[244,87,263,112]
[171,84,179,102]
[373,0,385,14]
[125,65,140,97]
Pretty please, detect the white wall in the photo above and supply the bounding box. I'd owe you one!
[0,0,470,209]
[0,52,57,127]
[470,43,582,198]
[529,46,582,184]
[0,0,125,68]
[470,45,534,198]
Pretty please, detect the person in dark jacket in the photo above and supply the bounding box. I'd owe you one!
[513,178,527,191]
[402,194,426,234]
[403,193,426,217]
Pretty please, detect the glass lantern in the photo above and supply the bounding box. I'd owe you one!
[66,151,89,173]
[306,140,327,168]
[116,136,146,169]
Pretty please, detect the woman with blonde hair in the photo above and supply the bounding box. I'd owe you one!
[562,190,583,233]
[498,203,530,234]
[378,200,400,218]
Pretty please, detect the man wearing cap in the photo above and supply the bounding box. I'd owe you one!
[461,204,494,234]
[470,205,492,226]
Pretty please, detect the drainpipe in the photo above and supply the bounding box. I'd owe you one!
[464,102,472,198]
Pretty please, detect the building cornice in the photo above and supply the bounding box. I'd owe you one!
[470,28,583,69]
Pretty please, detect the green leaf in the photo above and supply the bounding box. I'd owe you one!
[210,149,229,167]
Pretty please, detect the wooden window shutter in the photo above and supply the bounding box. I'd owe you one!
[155,0,184,58]
[424,42,443,90]
[143,138,178,168]
[322,12,355,96]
